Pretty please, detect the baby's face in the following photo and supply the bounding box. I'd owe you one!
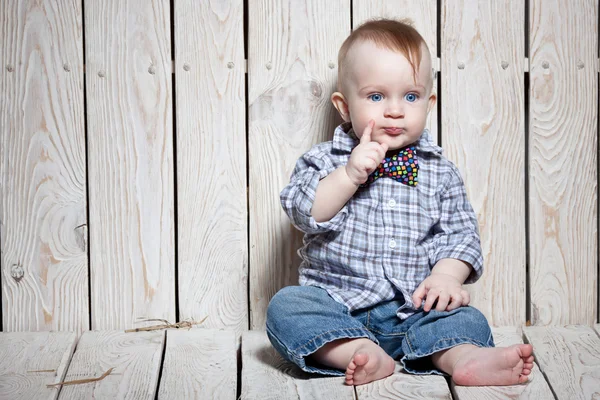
[334,40,436,150]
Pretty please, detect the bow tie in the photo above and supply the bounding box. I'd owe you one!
[361,145,419,187]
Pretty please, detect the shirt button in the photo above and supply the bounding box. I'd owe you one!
[389,239,397,249]
[388,199,396,208]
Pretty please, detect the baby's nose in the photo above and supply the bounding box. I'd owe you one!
[385,104,404,118]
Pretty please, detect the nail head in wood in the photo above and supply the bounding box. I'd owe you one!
[63,64,70,72]
[6,64,14,72]
[227,62,234,69]
[183,63,190,72]
[577,60,584,69]
[98,70,106,78]
[148,65,156,75]
[501,61,509,70]
[266,62,272,70]
[328,62,336,69]
[542,61,549,69]
[457,62,465,70]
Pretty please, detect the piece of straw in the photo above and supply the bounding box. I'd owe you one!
[46,367,114,388]
[28,369,56,373]
[124,316,208,333]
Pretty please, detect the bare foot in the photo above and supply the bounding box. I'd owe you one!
[452,344,535,386]
[345,342,395,386]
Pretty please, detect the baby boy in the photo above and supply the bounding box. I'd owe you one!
[267,18,534,386]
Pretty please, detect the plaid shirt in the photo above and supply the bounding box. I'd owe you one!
[280,123,483,318]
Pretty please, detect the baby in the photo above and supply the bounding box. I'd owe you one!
[267,18,534,386]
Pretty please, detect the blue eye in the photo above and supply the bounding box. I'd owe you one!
[369,93,383,102]
[405,93,418,102]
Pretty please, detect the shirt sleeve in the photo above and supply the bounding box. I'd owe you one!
[280,148,348,234]
[430,165,484,284]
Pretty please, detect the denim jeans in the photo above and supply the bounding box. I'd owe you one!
[266,285,494,376]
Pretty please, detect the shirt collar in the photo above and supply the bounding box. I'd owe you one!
[332,122,443,155]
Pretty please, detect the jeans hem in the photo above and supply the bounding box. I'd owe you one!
[401,336,493,376]
[269,326,378,376]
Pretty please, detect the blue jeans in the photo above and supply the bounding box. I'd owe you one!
[266,285,494,376]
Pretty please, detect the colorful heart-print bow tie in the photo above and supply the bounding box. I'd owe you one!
[361,145,419,187]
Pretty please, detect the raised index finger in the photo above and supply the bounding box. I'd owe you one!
[360,120,375,145]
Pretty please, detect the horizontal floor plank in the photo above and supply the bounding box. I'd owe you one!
[241,330,355,400]
[524,325,600,400]
[57,330,164,399]
[356,363,451,400]
[158,328,236,400]
[0,331,77,400]
[451,326,554,400]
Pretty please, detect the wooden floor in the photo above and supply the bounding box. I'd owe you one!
[1,325,599,399]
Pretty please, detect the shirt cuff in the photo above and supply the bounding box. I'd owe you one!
[432,238,483,284]
[283,165,348,234]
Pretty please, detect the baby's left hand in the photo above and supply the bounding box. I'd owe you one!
[412,273,470,312]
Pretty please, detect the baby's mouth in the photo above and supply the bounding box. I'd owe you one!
[383,127,404,135]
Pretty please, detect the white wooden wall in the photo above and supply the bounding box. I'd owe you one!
[0,0,597,334]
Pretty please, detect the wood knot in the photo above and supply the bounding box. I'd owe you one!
[310,81,322,98]
[11,264,24,282]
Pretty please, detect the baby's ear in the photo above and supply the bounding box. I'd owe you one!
[331,92,350,122]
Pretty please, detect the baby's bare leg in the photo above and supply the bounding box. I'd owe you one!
[310,338,395,386]
[431,343,535,386]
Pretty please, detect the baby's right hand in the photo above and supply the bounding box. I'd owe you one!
[345,120,389,185]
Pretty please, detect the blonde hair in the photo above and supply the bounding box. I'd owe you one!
[337,18,429,90]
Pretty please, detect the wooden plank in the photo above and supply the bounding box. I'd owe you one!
[241,330,355,399]
[524,325,600,399]
[356,364,451,400]
[441,0,526,326]
[84,0,175,329]
[174,0,247,333]
[451,327,554,400]
[0,331,77,400]
[0,0,88,332]
[57,330,164,399]
[595,324,600,337]
[157,328,237,400]
[352,0,439,143]
[529,0,597,324]
[248,0,350,328]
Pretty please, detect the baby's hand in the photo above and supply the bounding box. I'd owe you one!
[412,273,470,312]
[345,120,389,185]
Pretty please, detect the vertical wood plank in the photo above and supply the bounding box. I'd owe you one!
[57,330,164,399]
[524,325,600,400]
[441,0,526,326]
[529,0,598,325]
[174,0,247,333]
[0,331,77,400]
[248,0,350,328]
[84,0,175,329]
[0,0,88,332]
[352,0,439,143]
